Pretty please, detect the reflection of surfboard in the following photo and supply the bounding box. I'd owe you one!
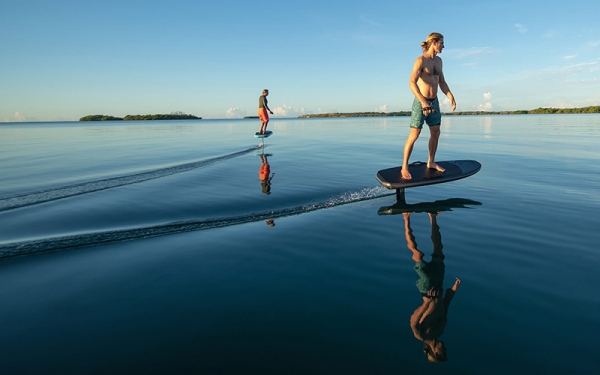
[378,198,482,215]
[376,160,481,189]
[254,131,273,138]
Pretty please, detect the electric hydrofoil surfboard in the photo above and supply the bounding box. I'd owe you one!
[376,160,481,202]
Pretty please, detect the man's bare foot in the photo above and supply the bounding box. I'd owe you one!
[401,167,412,180]
[427,162,445,173]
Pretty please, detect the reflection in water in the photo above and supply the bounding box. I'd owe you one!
[258,152,276,227]
[404,211,460,363]
[381,198,481,363]
[378,197,482,215]
[258,154,275,195]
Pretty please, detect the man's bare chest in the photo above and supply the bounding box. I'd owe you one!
[421,60,441,77]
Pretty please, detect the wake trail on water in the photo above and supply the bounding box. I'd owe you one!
[0,146,262,212]
[0,187,394,260]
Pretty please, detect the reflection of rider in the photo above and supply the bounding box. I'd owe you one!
[403,212,461,363]
[259,155,275,195]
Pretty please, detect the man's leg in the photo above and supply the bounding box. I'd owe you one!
[427,125,445,172]
[403,212,424,262]
[428,212,444,261]
[402,128,421,179]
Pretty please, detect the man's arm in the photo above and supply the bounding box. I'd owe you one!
[264,98,273,114]
[442,278,461,313]
[410,300,431,339]
[408,57,429,108]
[438,61,456,112]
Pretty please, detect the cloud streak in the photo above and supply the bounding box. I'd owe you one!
[515,23,528,34]
[445,47,494,60]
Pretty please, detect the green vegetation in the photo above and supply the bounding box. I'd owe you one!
[298,111,411,118]
[297,106,600,118]
[79,115,123,121]
[80,111,201,121]
[527,106,600,114]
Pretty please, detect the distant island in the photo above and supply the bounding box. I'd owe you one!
[298,106,600,118]
[243,116,259,119]
[80,112,201,121]
[298,111,411,118]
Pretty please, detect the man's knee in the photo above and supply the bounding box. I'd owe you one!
[410,128,422,138]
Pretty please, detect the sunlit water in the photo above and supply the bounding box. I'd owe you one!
[1,115,599,374]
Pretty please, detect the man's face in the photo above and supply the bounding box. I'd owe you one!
[434,39,445,53]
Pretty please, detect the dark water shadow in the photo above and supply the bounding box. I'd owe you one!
[378,197,482,215]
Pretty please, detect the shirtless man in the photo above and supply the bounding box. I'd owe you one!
[403,211,461,363]
[402,32,456,180]
[258,89,273,134]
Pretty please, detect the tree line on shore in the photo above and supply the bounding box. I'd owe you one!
[297,106,600,118]
[80,112,201,121]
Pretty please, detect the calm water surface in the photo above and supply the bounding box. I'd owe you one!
[1,115,599,374]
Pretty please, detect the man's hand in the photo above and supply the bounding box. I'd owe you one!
[451,278,461,292]
[422,106,436,115]
[426,287,440,298]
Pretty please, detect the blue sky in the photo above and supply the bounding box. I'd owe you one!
[2,0,599,121]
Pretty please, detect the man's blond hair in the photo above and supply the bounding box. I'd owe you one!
[421,32,444,53]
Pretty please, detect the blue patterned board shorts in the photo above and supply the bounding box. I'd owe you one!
[414,261,445,294]
[410,97,442,129]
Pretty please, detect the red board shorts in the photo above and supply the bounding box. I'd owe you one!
[259,164,270,180]
[258,108,269,122]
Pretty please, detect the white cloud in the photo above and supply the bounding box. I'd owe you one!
[564,55,577,60]
[515,23,528,34]
[272,104,291,116]
[377,104,388,112]
[478,102,493,111]
[441,98,454,112]
[225,107,247,118]
[14,112,26,122]
[272,104,309,117]
[483,92,492,100]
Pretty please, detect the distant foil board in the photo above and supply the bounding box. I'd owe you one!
[254,131,273,138]
[376,160,481,189]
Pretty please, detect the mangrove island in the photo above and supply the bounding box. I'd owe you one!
[80,112,201,121]
[297,106,600,118]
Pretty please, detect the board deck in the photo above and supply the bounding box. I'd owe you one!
[376,160,481,189]
[254,131,273,138]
